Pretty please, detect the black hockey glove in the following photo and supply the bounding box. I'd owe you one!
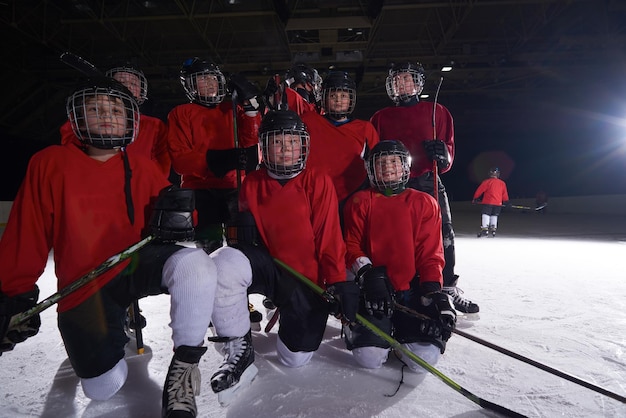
[420,291,456,341]
[503,200,512,208]
[226,211,261,247]
[228,73,260,103]
[206,145,259,178]
[0,286,41,355]
[263,76,288,111]
[423,139,450,170]
[356,265,395,318]
[149,186,196,243]
[327,281,360,324]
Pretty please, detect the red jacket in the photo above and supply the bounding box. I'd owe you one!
[370,101,454,177]
[473,178,509,206]
[0,144,170,311]
[343,188,444,292]
[302,112,379,202]
[239,167,346,288]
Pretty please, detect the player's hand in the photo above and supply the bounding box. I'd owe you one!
[356,265,395,318]
[423,139,450,170]
[0,286,41,355]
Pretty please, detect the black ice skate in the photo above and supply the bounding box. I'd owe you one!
[249,302,262,331]
[162,345,207,418]
[489,227,497,238]
[443,277,480,314]
[477,227,489,238]
[209,329,258,406]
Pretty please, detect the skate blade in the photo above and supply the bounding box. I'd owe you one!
[457,312,480,321]
[250,321,261,332]
[217,364,259,407]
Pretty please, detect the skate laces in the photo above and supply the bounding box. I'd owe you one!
[165,359,201,413]
[444,286,473,308]
[216,336,249,374]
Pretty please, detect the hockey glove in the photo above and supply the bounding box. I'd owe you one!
[228,73,260,102]
[420,291,456,341]
[326,281,360,324]
[206,145,259,178]
[0,286,41,355]
[262,76,288,111]
[225,211,261,247]
[356,265,395,318]
[503,200,512,208]
[423,139,450,170]
[149,186,196,243]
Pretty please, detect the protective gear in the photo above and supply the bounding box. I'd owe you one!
[419,292,457,342]
[0,286,41,355]
[386,61,426,103]
[162,345,207,416]
[489,167,501,178]
[225,211,260,247]
[442,282,479,313]
[209,330,257,403]
[149,186,196,243]
[327,281,360,324]
[206,145,259,178]
[321,71,357,119]
[66,77,140,149]
[227,73,261,114]
[262,76,288,111]
[356,265,395,318]
[284,63,322,103]
[366,140,411,195]
[423,139,450,170]
[259,110,310,179]
[179,57,227,106]
[106,64,148,105]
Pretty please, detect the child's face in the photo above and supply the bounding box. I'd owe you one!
[374,154,404,183]
[267,132,302,165]
[83,95,128,137]
[196,74,219,97]
[112,72,141,101]
[326,90,351,114]
[393,72,418,96]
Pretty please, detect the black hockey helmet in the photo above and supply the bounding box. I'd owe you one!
[106,63,148,105]
[285,62,322,103]
[66,76,139,149]
[366,140,411,194]
[179,57,227,106]
[489,167,501,178]
[259,110,310,178]
[386,61,426,103]
[321,71,357,119]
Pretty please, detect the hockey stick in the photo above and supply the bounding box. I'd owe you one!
[392,302,626,405]
[430,76,444,204]
[273,258,527,418]
[60,52,103,76]
[9,235,155,329]
[130,300,145,354]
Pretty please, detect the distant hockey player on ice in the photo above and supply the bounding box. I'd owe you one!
[473,167,510,237]
[342,140,456,371]
[370,61,479,314]
[0,77,255,416]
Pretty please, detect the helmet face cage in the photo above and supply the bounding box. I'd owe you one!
[321,72,356,119]
[385,64,425,103]
[366,142,411,194]
[106,66,148,105]
[261,129,310,178]
[285,64,322,103]
[180,58,226,106]
[66,81,140,149]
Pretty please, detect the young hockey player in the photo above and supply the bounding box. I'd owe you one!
[342,140,456,371]
[263,62,322,115]
[473,167,510,237]
[0,77,255,416]
[302,71,379,205]
[216,109,360,368]
[370,62,479,314]
[60,63,171,178]
[167,57,263,323]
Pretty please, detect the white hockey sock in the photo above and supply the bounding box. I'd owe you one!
[352,346,389,369]
[400,342,441,373]
[489,215,498,229]
[276,335,314,368]
[209,246,253,338]
[162,248,216,348]
[481,214,490,228]
[81,358,128,401]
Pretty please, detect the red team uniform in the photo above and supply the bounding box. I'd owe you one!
[473,167,510,237]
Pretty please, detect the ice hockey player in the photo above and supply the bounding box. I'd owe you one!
[302,70,379,207]
[0,77,255,416]
[263,62,322,115]
[370,61,479,314]
[473,167,510,237]
[342,140,456,371]
[218,109,360,368]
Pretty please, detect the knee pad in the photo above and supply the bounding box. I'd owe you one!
[352,346,389,369]
[210,246,253,288]
[277,335,314,368]
[400,342,441,373]
[81,358,128,401]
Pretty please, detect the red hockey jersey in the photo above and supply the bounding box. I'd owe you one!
[473,178,509,206]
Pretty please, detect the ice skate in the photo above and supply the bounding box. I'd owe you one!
[209,329,258,406]
[477,227,488,238]
[443,277,480,314]
[162,345,207,418]
[489,227,496,238]
[249,302,262,331]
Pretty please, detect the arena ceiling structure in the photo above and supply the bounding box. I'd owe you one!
[1,0,625,150]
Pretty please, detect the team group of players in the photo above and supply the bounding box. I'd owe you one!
[0,58,481,417]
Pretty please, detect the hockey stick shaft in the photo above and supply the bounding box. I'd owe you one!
[431,76,444,204]
[393,302,626,404]
[273,258,526,417]
[9,235,155,328]
[59,52,103,76]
